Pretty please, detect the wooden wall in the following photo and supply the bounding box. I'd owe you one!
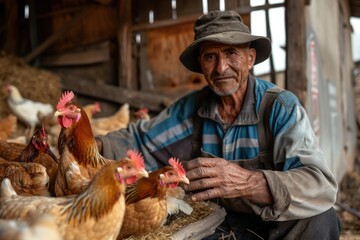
[0,0,252,113]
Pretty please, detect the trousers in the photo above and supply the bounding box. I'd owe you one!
[203,207,340,240]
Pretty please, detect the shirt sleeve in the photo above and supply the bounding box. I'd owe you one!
[251,98,338,221]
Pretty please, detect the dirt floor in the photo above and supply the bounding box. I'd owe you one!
[338,153,360,239]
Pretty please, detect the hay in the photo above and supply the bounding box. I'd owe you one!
[0,53,62,135]
[123,199,215,240]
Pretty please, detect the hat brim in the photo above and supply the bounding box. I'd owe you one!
[179,31,272,73]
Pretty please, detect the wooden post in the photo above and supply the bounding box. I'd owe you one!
[118,0,133,89]
[285,0,307,107]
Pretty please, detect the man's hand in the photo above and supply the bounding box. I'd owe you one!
[183,157,273,205]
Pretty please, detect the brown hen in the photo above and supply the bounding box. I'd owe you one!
[0,127,58,196]
[91,102,130,136]
[118,158,191,238]
[0,156,50,196]
[0,114,17,141]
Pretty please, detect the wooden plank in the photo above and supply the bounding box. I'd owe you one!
[176,0,203,17]
[285,0,307,106]
[132,0,153,24]
[62,77,173,112]
[24,5,94,63]
[208,0,220,11]
[118,0,133,88]
[133,14,199,32]
[154,0,172,20]
[4,0,18,55]
[40,42,111,66]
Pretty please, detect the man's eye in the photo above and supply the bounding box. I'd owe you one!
[226,49,237,56]
[203,54,216,62]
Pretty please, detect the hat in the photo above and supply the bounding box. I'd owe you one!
[179,10,272,73]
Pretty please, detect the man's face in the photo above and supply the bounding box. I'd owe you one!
[198,42,256,96]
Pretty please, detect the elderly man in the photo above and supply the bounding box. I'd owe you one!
[96,10,340,239]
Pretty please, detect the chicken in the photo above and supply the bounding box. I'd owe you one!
[0,157,50,196]
[0,127,58,196]
[0,214,62,240]
[118,157,191,238]
[91,102,130,136]
[54,91,118,196]
[0,140,25,163]
[6,84,54,139]
[0,158,149,240]
[134,107,151,120]
[0,114,17,141]
[83,101,101,122]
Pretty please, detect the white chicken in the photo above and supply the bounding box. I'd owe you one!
[6,84,54,139]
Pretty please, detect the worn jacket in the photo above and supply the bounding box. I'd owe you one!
[98,76,338,221]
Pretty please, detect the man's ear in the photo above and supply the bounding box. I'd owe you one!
[248,48,256,70]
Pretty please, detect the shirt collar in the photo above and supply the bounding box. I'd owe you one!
[198,75,259,125]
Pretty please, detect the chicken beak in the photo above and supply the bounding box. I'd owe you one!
[54,110,63,117]
[138,169,149,178]
[180,176,190,185]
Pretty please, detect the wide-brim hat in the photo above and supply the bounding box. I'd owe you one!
[179,10,272,73]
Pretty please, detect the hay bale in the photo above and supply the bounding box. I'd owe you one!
[0,53,62,135]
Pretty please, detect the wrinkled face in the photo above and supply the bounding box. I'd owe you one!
[198,42,256,96]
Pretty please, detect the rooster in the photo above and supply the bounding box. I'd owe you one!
[0,158,148,240]
[6,84,54,139]
[118,157,192,238]
[91,102,130,136]
[0,127,58,196]
[54,91,124,196]
[0,156,50,196]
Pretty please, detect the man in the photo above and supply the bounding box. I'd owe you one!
[96,10,340,239]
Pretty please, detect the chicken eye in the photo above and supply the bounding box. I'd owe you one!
[126,165,133,171]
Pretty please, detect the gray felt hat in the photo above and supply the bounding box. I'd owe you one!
[179,10,272,73]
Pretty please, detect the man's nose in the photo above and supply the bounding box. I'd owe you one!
[215,53,229,74]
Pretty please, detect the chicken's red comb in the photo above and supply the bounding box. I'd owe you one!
[94,102,101,112]
[56,91,75,110]
[168,158,186,176]
[41,125,46,137]
[127,149,145,170]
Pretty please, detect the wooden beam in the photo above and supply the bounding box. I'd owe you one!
[285,0,307,107]
[62,77,173,112]
[117,0,133,88]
